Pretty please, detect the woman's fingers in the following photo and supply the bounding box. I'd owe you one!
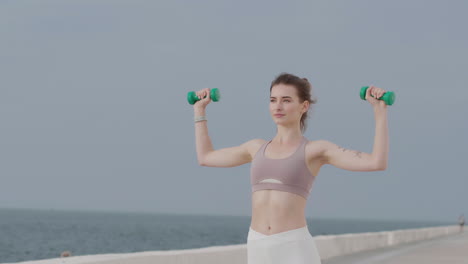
[366,85,374,100]
[377,88,385,99]
[202,88,210,100]
[197,89,207,99]
[368,86,386,99]
[372,87,386,99]
[195,88,211,100]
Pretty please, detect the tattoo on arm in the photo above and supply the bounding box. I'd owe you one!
[338,146,362,158]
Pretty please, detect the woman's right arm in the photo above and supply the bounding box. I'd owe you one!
[193,88,254,168]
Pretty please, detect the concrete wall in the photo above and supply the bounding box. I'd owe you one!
[314,225,460,259]
[4,225,460,264]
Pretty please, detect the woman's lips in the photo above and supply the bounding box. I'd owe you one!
[274,114,285,117]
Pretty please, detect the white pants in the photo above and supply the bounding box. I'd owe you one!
[247,225,322,264]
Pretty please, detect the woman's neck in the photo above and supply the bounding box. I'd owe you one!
[274,127,303,144]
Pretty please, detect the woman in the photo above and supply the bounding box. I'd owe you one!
[192,72,389,263]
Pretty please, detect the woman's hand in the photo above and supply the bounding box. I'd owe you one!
[193,88,212,110]
[366,85,387,109]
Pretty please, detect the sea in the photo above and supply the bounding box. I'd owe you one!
[0,208,454,263]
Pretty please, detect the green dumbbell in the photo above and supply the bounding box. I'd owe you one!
[360,86,395,106]
[187,88,221,105]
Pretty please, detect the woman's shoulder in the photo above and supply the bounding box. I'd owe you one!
[251,138,268,144]
[304,138,331,148]
[245,138,268,149]
[304,139,329,160]
[243,138,268,159]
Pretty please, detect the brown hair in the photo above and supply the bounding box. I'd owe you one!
[270,72,317,133]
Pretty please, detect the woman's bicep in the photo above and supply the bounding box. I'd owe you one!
[319,140,383,171]
[200,140,254,168]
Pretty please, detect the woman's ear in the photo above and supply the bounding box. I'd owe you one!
[302,100,310,113]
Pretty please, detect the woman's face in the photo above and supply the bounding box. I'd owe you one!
[269,83,308,126]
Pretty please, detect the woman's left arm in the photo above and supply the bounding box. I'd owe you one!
[319,86,389,171]
[371,98,389,170]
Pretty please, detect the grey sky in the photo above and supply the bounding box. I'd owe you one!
[0,0,466,222]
